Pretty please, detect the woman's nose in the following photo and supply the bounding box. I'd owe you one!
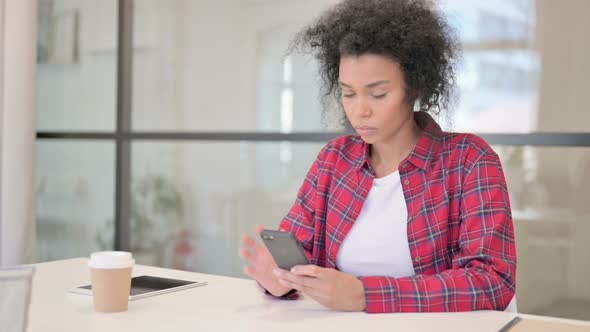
[355,97,372,118]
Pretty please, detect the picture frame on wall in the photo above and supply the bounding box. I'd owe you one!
[37,0,80,65]
[49,10,80,64]
[37,0,52,63]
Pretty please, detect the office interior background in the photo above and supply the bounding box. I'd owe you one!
[1,0,588,321]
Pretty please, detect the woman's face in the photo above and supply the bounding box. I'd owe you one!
[339,54,414,144]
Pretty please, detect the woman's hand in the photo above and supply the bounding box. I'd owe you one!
[274,265,366,312]
[239,225,292,297]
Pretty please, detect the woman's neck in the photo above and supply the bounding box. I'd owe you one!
[370,115,423,178]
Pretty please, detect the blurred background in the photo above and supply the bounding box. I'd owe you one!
[33,0,590,320]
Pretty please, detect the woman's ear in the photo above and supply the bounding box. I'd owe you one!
[405,87,422,105]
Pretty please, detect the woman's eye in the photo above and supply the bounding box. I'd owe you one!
[343,93,356,98]
[372,93,387,99]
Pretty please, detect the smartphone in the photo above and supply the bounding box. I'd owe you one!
[260,230,309,271]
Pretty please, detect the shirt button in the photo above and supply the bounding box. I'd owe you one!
[404,180,410,185]
[415,256,421,263]
[402,164,408,169]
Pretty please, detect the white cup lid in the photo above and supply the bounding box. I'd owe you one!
[88,251,135,269]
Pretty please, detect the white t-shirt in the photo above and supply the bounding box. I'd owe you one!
[336,170,416,278]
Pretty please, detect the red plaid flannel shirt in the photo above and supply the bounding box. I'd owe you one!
[278,112,516,313]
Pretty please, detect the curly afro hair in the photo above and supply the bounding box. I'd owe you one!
[290,0,460,119]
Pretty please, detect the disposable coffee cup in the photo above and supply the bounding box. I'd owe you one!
[88,251,134,313]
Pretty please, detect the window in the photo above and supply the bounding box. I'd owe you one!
[37,0,590,320]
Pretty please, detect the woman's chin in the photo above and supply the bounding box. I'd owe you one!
[358,135,378,144]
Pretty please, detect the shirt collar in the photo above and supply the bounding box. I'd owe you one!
[356,111,442,172]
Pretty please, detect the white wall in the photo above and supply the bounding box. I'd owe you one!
[533,0,590,310]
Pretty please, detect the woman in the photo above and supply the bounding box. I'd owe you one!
[240,0,516,313]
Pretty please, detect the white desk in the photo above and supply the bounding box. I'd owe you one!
[27,258,590,332]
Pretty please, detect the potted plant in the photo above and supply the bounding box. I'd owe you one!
[96,175,185,266]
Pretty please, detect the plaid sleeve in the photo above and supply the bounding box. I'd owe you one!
[277,147,326,263]
[359,152,517,313]
[260,148,324,299]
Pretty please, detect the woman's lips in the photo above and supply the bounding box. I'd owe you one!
[355,127,377,136]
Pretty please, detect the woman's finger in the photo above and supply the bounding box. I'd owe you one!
[240,234,255,247]
[243,265,256,277]
[275,269,324,292]
[255,225,266,234]
[277,278,329,301]
[291,265,324,278]
[239,247,257,262]
[240,234,265,253]
[277,277,301,290]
